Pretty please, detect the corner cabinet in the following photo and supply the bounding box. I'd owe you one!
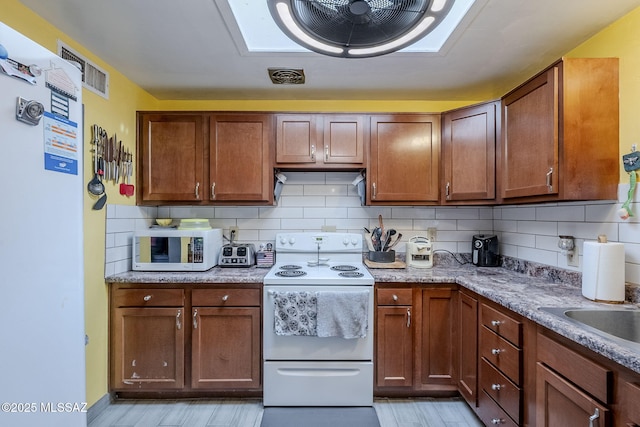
[368,114,440,204]
[375,284,458,394]
[138,113,205,203]
[500,57,619,202]
[110,283,262,396]
[137,112,273,205]
[441,101,498,204]
[275,113,366,169]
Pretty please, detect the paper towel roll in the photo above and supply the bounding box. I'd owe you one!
[581,240,625,302]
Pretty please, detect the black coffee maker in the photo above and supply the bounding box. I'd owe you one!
[472,234,499,267]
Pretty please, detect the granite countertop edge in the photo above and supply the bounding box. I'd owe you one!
[106,265,640,374]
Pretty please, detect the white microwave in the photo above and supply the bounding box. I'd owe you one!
[132,228,223,271]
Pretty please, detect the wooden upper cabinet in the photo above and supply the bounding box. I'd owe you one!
[441,101,497,204]
[368,114,440,204]
[209,114,273,204]
[501,57,619,202]
[138,113,205,203]
[275,114,365,168]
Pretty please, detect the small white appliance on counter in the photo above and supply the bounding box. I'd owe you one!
[132,228,223,271]
[406,236,433,268]
[0,22,85,426]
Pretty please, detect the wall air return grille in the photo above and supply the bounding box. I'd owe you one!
[58,41,109,99]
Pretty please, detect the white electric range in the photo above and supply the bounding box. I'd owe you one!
[263,232,374,407]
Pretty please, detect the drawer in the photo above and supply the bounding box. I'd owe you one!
[537,332,612,404]
[377,288,412,306]
[192,288,260,307]
[481,303,522,347]
[480,358,521,423]
[113,289,184,307]
[480,326,522,384]
[477,390,518,427]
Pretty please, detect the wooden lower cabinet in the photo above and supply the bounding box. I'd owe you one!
[375,284,457,394]
[110,284,261,394]
[112,306,185,390]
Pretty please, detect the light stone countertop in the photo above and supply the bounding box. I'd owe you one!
[106,262,640,375]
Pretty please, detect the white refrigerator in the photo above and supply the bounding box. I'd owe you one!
[0,22,86,427]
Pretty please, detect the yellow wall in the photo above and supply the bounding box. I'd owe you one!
[3,2,640,408]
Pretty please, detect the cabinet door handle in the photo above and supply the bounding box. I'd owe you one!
[176,309,181,330]
[445,182,451,199]
[372,182,377,199]
[211,182,216,200]
[311,144,316,161]
[491,348,502,355]
[195,182,200,199]
[325,145,329,162]
[491,383,502,391]
[589,408,600,427]
[546,167,553,192]
[143,295,152,302]
[491,418,505,425]
[491,320,501,327]
[193,308,198,329]
[406,308,411,328]
[222,295,229,302]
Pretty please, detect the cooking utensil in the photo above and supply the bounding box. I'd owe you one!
[87,125,104,196]
[92,192,107,210]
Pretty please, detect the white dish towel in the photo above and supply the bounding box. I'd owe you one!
[317,290,369,339]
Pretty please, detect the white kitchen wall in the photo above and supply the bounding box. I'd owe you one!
[104,173,640,286]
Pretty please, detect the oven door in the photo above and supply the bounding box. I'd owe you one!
[263,285,374,361]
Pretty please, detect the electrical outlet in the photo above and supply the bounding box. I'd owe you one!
[321,225,336,232]
[567,245,579,267]
[229,226,239,239]
[427,227,437,242]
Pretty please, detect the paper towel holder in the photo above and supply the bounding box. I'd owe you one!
[558,235,578,265]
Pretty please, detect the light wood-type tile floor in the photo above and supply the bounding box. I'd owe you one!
[88,397,484,427]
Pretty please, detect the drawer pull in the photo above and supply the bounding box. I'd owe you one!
[392,294,398,301]
[491,383,502,391]
[222,295,229,302]
[143,295,152,301]
[176,309,181,330]
[589,408,600,427]
[491,348,502,355]
[491,418,505,425]
[407,308,411,328]
[491,320,501,327]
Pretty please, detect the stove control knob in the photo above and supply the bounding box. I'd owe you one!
[343,238,350,246]
[288,237,296,245]
[279,236,287,245]
[351,238,359,246]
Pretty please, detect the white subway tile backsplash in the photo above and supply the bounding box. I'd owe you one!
[103,179,638,286]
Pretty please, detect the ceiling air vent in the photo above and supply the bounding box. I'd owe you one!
[57,41,109,99]
[268,68,305,84]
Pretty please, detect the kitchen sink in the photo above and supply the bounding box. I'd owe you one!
[539,307,640,351]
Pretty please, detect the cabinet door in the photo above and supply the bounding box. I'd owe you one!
[209,114,273,203]
[376,306,413,388]
[369,114,440,203]
[112,307,184,390]
[442,102,496,202]
[501,68,559,199]
[323,114,365,165]
[417,288,458,389]
[191,307,261,389]
[275,114,320,164]
[458,291,478,406]
[138,113,204,202]
[536,363,609,427]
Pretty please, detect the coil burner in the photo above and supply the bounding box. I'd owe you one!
[275,269,307,278]
[331,265,358,272]
[338,271,364,278]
